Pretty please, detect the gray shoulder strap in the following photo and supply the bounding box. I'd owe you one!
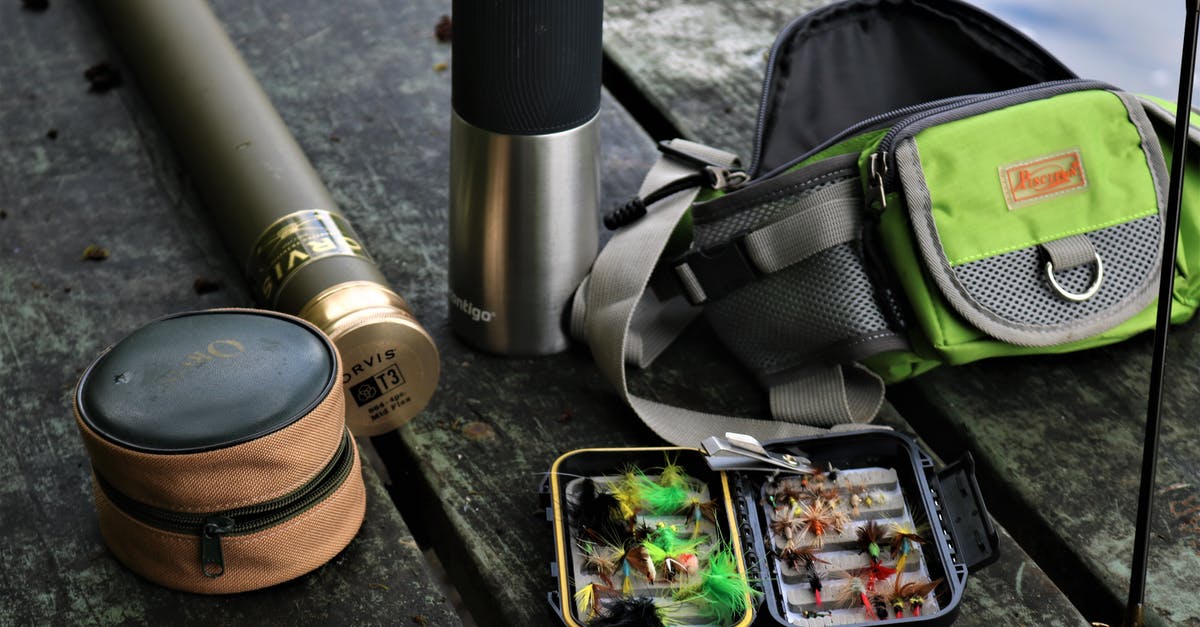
[574,139,884,447]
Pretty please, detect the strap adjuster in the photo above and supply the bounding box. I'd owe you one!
[657,140,742,170]
[671,236,760,305]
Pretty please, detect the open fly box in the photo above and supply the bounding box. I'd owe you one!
[542,430,998,626]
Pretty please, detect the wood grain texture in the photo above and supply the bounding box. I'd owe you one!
[603,0,828,155]
[0,0,461,624]
[907,325,1200,627]
[603,0,1196,625]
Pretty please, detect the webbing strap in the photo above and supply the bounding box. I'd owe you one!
[768,363,885,426]
[1041,234,1096,271]
[674,178,862,304]
[744,179,863,273]
[577,139,883,447]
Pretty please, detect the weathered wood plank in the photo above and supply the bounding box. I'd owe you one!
[604,0,828,154]
[603,1,1198,625]
[0,0,461,624]
[905,327,1200,627]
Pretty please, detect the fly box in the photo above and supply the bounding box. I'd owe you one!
[542,430,997,626]
[73,309,366,593]
[544,447,756,627]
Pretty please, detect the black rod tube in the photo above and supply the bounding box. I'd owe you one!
[1124,1,1200,624]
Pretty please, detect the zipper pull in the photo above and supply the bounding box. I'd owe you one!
[869,151,889,210]
[703,165,749,192]
[604,164,748,230]
[201,516,234,578]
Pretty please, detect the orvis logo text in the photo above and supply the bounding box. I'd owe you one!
[1000,149,1087,209]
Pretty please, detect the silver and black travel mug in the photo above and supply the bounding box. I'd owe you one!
[448,0,603,355]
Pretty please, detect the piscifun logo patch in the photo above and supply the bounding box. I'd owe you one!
[999,148,1088,210]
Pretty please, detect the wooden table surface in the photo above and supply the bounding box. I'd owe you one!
[3,0,1186,625]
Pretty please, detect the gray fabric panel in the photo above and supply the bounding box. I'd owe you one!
[743,180,862,274]
[899,89,1165,346]
[694,153,859,222]
[1041,234,1097,271]
[694,164,859,249]
[705,244,896,378]
[688,153,904,381]
[954,215,1159,326]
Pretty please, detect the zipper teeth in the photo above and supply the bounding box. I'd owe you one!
[753,93,981,182]
[876,78,1113,167]
[746,13,795,178]
[234,433,354,533]
[96,431,354,536]
[750,75,1107,184]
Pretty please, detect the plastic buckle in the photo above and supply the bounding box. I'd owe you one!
[701,432,814,475]
[703,165,750,191]
[672,235,759,304]
[657,139,741,170]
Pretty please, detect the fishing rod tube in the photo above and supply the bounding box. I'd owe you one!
[95,0,440,436]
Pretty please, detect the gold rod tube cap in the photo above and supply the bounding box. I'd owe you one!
[300,281,440,436]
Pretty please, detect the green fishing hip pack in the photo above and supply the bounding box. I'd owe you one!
[685,83,1190,388]
[573,0,1200,446]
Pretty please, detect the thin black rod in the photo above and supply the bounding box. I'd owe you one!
[1125,2,1200,625]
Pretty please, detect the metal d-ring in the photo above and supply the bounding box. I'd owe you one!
[1045,252,1104,302]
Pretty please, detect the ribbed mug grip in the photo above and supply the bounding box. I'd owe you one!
[451,0,603,135]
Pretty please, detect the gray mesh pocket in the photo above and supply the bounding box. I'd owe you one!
[689,155,905,380]
[703,244,897,380]
[953,215,1161,327]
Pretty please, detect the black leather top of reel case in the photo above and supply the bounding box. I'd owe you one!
[76,310,338,454]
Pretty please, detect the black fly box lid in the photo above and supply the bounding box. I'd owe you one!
[542,431,997,626]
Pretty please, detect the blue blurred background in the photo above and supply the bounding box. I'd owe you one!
[972,0,1194,100]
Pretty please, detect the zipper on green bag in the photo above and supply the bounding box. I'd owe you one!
[95,431,355,578]
[865,78,1112,206]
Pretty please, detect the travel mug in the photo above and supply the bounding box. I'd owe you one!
[448,0,603,355]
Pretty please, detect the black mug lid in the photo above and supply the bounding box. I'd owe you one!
[76,310,338,454]
[451,0,603,135]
